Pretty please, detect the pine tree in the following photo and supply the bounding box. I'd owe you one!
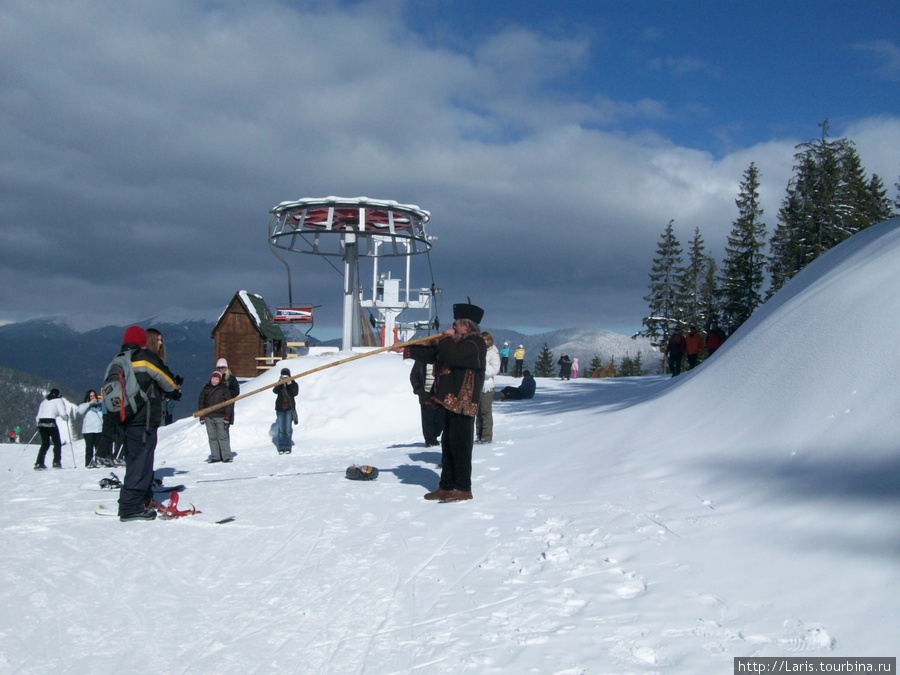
[617,352,645,377]
[866,173,895,223]
[894,166,900,214]
[769,120,882,294]
[533,343,555,378]
[680,227,708,329]
[588,354,605,377]
[639,220,684,347]
[699,255,721,327]
[720,162,767,332]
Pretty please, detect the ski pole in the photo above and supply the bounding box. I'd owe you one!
[193,333,443,418]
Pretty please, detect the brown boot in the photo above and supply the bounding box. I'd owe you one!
[440,489,473,503]
[424,488,453,501]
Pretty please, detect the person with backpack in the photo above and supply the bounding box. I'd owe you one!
[34,388,69,470]
[198,370,234,463]
[107,325,181,521]
[273,367,299,454]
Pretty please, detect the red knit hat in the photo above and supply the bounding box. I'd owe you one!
[211,371,222,382]
[122,326,147,347]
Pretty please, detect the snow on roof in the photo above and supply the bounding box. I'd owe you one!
[271,196,430,222]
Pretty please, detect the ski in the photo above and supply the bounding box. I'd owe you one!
[80,483,186,493]
[94,503,233,523]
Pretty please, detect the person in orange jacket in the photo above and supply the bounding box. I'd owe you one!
[684,326,704,369]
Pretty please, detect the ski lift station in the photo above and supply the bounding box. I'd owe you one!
[267,196,440,351]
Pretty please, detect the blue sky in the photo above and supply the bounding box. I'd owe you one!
[1,0,898,338]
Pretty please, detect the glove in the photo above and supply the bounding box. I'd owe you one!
[174,375,184,386]
[169,388,182,401]
[200,418,205,425]
[223,419,229,427]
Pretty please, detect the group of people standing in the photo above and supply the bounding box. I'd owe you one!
[197,358,240,463]
[664,321,728,377]
[32,326,183,521]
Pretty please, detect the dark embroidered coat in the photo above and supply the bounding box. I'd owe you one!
[407,334,487,417]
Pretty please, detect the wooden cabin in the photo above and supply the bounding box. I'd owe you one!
[211,291,286,378]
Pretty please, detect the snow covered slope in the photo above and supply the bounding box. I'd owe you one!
[1,219,898,673]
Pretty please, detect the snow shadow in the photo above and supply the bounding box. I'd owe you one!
[408,450,441,465]
[702,454,900,558]
[495,375,675,417]
[705,454,900,504]
[384,463,439,490]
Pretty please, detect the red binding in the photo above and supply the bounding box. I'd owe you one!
[155,491,200,518]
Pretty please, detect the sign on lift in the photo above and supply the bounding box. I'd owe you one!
[274,307,314,323]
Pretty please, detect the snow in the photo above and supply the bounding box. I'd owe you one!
[3,218,900,673]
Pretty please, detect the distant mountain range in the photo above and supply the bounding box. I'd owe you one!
[0,318,661,433]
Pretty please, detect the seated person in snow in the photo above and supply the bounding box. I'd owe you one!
[499,370,536,400]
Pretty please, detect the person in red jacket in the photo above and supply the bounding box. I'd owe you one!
[683,326,704,370]
[664,327,686,377]
[706,321,727,356]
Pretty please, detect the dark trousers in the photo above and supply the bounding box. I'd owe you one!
[686,353,699,369]
[514,359,524,377]
[83,432,100,465]
[500,386,525,400]
[117,426,158,516]
[439,411,475,492]
[499,357,509,374]
[96,413,122,460]
[668,353,683,377]
[36,424,61,466]
[420,403,445,446]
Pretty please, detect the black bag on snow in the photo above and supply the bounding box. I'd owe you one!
[345,464,379,481]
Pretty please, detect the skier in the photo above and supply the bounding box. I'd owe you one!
[34,389,69,470]
[113,326,181,521]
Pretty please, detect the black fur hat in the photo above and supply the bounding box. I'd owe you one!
[453,301,484,324]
